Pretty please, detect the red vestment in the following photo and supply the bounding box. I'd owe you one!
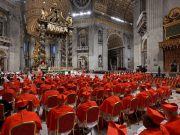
[1,110,42,135]
[139,128,163,135]
[41,90,59,104]
[99,96,121,115]
[47,105,74,131]
[161,116,180,135]
[16,93,40,107]
[107,122,127,135]
[76,100,97,122]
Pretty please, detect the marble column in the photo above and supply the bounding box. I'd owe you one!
[146,0,163,72]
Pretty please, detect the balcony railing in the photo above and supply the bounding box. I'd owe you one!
[0,36,11,44]
[77,46,89,51]
[136,11,147,36]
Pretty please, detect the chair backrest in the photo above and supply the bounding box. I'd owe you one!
[46,95,58,108]
[96,90,104,99]
[57,86,65,94]
[0,104,4,120]
[10,121,36,135]
[144,96,151,108]
[67,93,77,104]
[153,93,159,103]
[112,101,122,116]
[57,112,75,133]
[130,98,139,111]
[86,106,99,123]
[2,92,14,103]
[27,100,34,112]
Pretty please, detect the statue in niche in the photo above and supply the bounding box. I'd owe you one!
[81,41,86,47]
[98,55,102,67]
[79,56,87,69]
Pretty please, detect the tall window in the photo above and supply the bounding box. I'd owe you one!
[98,29,103,44]
[0,11,8,37]
[78,28,88,47]
[140,0,146,12]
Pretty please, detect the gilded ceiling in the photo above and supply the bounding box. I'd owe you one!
[94,0,134,23]
[25,0,70,37]
[25,0,134,36]
[108,34,123,49]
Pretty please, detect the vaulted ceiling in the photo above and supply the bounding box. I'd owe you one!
[94,0,135,23]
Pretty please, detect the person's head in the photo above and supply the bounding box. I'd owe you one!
[57,94,67,106]
[146,83,151,89]
[161,103,178,121]
[22,86,31,93]
[139,84,146,91]
[81,91,91,102]
[15,99,28,111]
[143,107,165,129]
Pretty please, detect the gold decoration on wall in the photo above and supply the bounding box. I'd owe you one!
[32,40,41,68]
[25,0,70,37]
[163,7,180,25]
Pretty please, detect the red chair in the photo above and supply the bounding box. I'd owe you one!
[95,90,104,105]
[57,112,75,135]
[45,95,58,120]
[2,92,14,103]
[10,121,36,135]
[27,100,34,112]
[46,95,58,109]
[103,101,123,122]
[66,93,77,108]
[78,106,99,134]
[110,101,123,122]
[124,98,139,126]
[57,86,65,94]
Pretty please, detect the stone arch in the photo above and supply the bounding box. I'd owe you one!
[0,49,7,71]
[107,33,124,70]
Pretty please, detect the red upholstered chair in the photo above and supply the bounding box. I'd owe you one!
[10,121,36,135]
[2,92,14,103]
[138,96,151,118]
[57,112,75,135]
[124,98,139,126]
[57,86,65,94]
[103,101,123,123]
[111,101,123,122]
[78,106,99,134]
[66,93,77,108]
[27,100,34,112]
[95,90,104,105]
[46,95,58,109]
[45,95,58,120]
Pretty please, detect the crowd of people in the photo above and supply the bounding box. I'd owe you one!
[0,72,180,135]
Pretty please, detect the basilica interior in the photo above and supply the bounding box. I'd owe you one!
[0,0,178,73]
[0,0,180,135]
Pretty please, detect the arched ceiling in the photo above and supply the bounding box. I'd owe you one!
[108,34,123,49]
[94,0,135,23]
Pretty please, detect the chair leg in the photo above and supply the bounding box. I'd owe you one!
[135,111,139,125]
[72,128,74,135]
[125,114,131,128]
